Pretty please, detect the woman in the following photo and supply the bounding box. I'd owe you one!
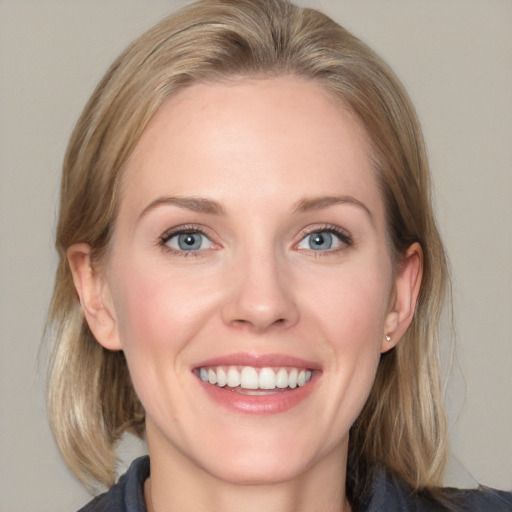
[45,0,512,510]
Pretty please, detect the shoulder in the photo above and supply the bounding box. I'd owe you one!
[77,456,150,512]
[443,486,512,511]
[362,467,512,512]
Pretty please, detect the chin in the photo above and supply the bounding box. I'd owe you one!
[204,451,313,485]
[194,428,339,486]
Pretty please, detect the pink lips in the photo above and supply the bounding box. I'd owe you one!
[192,353,321,415]
[193,352,322,371]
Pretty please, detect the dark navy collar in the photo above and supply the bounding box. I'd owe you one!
[78,456,149,512]
[78,455,512,512]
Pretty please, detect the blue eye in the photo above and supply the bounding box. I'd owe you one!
[297,230,347,251]
[165,232,213,251]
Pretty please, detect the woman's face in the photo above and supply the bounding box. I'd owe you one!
[77,77,419,484]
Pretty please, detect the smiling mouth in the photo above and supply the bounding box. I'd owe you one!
[194,366,314,394]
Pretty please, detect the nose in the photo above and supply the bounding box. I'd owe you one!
[221,250,299,333]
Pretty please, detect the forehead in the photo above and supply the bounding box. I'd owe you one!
[120,77,383,221]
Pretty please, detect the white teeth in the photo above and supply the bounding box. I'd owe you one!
[240,367,259,389]
[197,365,314,390]
[227,367,241,388]
[288,368,298,389]
[276,367,289,388]
[259,367,276,389]
[208,369,217,385]
[216,366,227,387]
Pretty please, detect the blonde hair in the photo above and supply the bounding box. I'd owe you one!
[46,0,449,497]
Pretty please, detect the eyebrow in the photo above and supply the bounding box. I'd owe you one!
[293,195,373,222]
[138,196,225,220]
[138,194,373,222]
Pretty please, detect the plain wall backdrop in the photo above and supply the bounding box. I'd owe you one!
[1,1,511,511]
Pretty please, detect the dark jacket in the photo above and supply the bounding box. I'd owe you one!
[78,456,512,511]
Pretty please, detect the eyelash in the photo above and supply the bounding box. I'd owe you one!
[158,223,353,256]
[296,224,353,253]
[158,225,215,257]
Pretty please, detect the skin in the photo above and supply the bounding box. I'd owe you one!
[69,77,422,512]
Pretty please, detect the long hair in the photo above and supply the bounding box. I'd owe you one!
[46,0,449,497]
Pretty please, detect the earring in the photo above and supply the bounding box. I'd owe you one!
[385,334,391,342]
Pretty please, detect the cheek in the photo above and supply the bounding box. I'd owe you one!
[109,260,218,362]
[107,260,224,423]
[303,259,392,342]
[301,258,392,403]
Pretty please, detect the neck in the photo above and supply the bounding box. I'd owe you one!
[144,436,351,512]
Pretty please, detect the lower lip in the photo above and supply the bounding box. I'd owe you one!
[197,374,319,415]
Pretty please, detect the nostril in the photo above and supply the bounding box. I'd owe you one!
[230,317,286,332]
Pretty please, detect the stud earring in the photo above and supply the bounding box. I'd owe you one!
[385,335,391,342]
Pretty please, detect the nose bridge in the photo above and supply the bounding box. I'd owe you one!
[221,239,298,332]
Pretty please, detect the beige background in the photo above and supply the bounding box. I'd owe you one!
[1,1,511,511]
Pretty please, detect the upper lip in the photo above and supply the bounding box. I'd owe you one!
[192,352,322,370]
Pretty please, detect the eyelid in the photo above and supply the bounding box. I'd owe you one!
[158,224,220,253]
[294,224,353,251]
[157,223,352,255]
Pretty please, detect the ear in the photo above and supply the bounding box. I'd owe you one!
[381,242,423,353]
[67,243,122,351]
